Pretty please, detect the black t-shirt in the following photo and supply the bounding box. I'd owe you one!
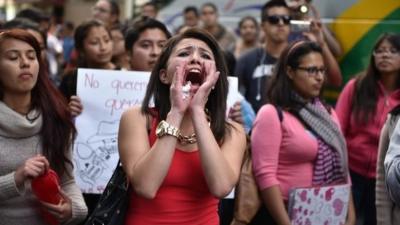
[59,69,78,100]
[234,47,278,112]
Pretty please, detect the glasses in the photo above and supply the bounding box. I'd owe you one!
[296,66,326,77]
[373,48,400,57]
[92,6,111,14]
[263,15,291,25]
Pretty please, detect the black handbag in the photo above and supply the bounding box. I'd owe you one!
[84,161,130,225]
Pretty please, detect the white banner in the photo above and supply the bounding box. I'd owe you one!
[73,68,239,193]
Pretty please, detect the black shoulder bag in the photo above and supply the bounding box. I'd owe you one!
[84,161,130,225]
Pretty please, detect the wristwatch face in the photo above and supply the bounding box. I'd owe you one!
[156,121,167,137]
[156,120,179,138]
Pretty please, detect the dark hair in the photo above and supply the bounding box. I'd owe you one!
[352,33,400,124]
[238,16,258,29]
[261,0,289,22]
[110,22,128,35]
[0,29,75,176]
[267,41,325,109]
[223,50,236,75]
[141,28,229,142]
[74,19,111,67]
[2,18,47,48]
[184,6,199,17]
[143,2,158,11]
[201,2,218,13]
[107,0,120,17]
[64,21,75,30]
[16,8,49,24]
[237,16,259,38]
[124,17,171,52]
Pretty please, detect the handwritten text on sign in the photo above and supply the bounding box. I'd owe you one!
[82,70,149,116]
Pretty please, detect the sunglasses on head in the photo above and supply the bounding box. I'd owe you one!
[263,15,291,25]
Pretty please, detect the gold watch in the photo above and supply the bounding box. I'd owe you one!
[156,120,180,139]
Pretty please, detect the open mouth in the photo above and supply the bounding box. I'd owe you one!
[184,68,204,85]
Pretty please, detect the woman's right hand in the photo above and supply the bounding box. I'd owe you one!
[228,101,244,125]
[68,95,83,117]
[14,155,49,188]
[169,64,191,115]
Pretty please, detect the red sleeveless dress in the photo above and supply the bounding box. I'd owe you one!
[124,118,219,225]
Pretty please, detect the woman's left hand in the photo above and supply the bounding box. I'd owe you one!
[40,189,73,223]
[190,61,220,112]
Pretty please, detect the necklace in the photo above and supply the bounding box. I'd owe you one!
[178,133,197,145]
[177,109,210,145]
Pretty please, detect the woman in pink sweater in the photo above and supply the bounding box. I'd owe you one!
[335,33,400,225]
[251,41,355,225]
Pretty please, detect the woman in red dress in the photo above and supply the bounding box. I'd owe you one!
[118,28,247,225]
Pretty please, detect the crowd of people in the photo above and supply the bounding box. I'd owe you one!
[0,0,400,225]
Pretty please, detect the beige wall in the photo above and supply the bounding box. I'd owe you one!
[64,0,95,26]
[64,0,127,27]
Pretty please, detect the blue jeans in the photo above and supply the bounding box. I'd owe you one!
[350,170,376,225]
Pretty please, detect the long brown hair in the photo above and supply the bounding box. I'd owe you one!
[352,33,400,124]
[141,28,229,142]
[0,29,76,176]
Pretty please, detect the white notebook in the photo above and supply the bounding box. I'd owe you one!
[288,184,350,225]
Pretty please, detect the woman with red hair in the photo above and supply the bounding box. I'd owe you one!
[0,29,87,225]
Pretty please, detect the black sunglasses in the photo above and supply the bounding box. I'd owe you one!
[263,15,291,25]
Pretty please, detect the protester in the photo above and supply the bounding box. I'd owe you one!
[141,2,158,19]
[200,2,236,51]
[175,6,200,34]
[2,18,47,61]
[234,0,290,112]
[61,21,75,65]
[118,28,246,225]
[0,29,87,225]
[286,0,343,57]
[15,7,50,32]
[336,33,400,225]
[62,0,119,74]
[231,16,260,59]
[376,105,400,225]
[110,23,130,70]
[59,19,117,116]
[183,6,200,28]
[235,0,342,113]
[124,17,250,225]
[91,0,120,29]
[58,19,120,219]
[125,17,171,72]
[46,13,64,85]
[251,41,355,224]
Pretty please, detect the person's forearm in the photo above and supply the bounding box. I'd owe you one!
[125,111,183,199]
[322,26,343,57]
[321,42,342,87]
[192,108,246,198]
[261,186,291,225]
